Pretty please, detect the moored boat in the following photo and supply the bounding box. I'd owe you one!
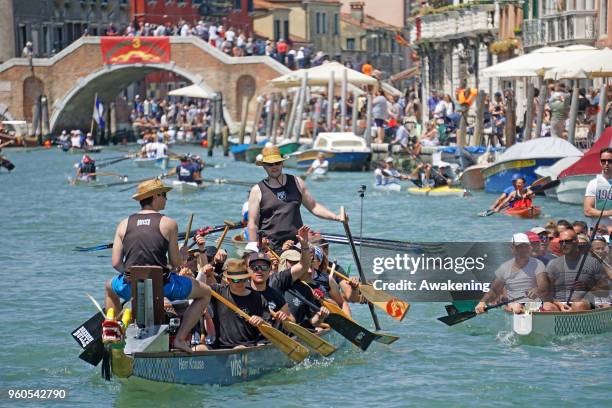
[407,185,467,197]
[230,144,249,161]
[459,164,487,190]
[534,156,582,201]
[482,138,582,194]
[277,141,301,156]
[246,145,264,163]
[503,206,541,218]
[556,175,592,205]
[512,307,612,339]
[286,133,370,171]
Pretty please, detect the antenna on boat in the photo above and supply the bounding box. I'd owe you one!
[357,185,366,262]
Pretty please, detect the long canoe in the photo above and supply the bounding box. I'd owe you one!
[512,306,612,339]
[111,329,342,385]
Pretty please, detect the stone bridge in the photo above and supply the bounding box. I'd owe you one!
[0,36,289,133]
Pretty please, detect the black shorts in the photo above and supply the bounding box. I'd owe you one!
[374,118,385,127]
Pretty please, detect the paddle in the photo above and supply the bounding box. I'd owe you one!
[340,206,382,331]
[299,279,353,320]
[74,221,243,252]
[210,289,310,363]
[215,222,232,251]
[288,288,398,350]
[201,177,255,187]
[183,213,194,249]
[437,295,526,326]
[117,173,174,192]
[566,186,612,305]
[96,155,135,168]
[269,309,336,357]
[330,265,410,321]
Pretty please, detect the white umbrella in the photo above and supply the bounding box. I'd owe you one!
[544,48,612,80]
[168,83,214,99]
[481,45,596,78]
[269,61,378,87]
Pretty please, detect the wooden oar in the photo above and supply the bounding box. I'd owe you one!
[117,173,174,192]
[210,289,309,363]
[437,296,526,326]
[74,221,243,252]
[299,279,352,320]
[88,172,129,179]
[183,213,194,249]
[340,206,382,331]
[96,154,135,168]
[215,221,233,251]
[330,264,410,321]
[200,177,255,187]
[269,309,336,357]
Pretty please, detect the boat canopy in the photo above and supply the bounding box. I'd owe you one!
[559,128,612,178]
[535,156,582,179]
[496,137,582,163]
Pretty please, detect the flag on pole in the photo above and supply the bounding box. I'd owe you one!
[93,95,105,130]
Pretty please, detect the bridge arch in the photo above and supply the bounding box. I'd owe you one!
[50,63,217,133]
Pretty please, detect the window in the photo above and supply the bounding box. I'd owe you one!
[274,19,281,41]
[346,38,355,50]
[322,13,327,34]
[247,0,253,12]
[334,14,339,35]
[316,12,320,34]
[234,0,241,10]
[283,20,289,40]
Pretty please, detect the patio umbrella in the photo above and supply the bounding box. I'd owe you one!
[269,61,377,87]
[544,48,612,79]
[168,83,214,99]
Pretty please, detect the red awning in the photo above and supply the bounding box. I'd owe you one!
[559,127,612,178]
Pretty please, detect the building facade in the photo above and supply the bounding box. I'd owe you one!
[340,1,406,76]
[0,0,131,62]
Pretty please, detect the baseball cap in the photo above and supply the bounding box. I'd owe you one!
[512,233,530,244]
[247,252,271,265]
[524,231,541,243]
[385,157,394,163]
[530,227,547,235]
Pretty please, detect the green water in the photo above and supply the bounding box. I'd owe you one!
[1,147,609,407]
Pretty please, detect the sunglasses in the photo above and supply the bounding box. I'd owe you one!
[600,159,612,164]
[251,264,270,272]
[230,278,249,283]
[264,162,283,167]
[559,239,577,245]
[158,192,167,198]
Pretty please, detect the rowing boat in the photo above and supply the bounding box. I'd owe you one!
[171,180,204,193]
[134,156,169,169]
[407,185,467,197]
[373,182,402,192]
[512,306,612,339]
[503,206,541,219]
[110,328,341,385]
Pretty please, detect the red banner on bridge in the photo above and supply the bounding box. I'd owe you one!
[100,37,170,65]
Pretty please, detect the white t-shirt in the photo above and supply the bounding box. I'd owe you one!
[311,159,329,173]
[374,168,399,186]
[584,174,612,228]
[494,257,545,300]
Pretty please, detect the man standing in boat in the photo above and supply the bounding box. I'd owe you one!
[104,179,212,352]
[246,146,342,253]
[584,147,612,234]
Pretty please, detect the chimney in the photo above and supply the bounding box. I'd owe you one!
[350,2,365,24]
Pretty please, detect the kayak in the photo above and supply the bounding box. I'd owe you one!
[407,185,467,197]
[171,180,204,193]
[512,306,612,339]
[503,206,541,218]
[373,182,401,192]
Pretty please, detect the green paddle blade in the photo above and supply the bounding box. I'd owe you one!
[437,310,477,326]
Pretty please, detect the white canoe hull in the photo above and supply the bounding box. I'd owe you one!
[556,175,593,205]
[373,183,402,192]
[171,180,202,193]
[512,307,612,338]
[134,156,169,169]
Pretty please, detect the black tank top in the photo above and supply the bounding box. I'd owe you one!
[122,212,169,274]
[257,174,303,248]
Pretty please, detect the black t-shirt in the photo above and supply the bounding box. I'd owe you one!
[210,284,268,348]
[268,268,294,293]
[248,283,287,329]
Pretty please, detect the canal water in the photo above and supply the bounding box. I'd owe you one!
[0,147,609,407]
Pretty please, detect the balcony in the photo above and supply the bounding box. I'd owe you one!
[416,5,495,42]
[522,11,597,49]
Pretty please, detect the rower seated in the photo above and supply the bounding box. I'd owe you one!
[305,152,329,176]
[475,233,546,314]
[374,157,410,186]
[76,154,96,181]
[169,155,202,185]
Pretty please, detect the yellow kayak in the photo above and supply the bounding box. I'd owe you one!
[407,185,468,197]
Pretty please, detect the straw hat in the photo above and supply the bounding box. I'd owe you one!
[223,259,252,280]
[132,179,172,201]
[256,146,287,166]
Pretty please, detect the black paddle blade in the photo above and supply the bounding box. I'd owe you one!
[373,333,400,345]
[72,313,104,349]
[79,339,104,366]
[437,311,477,326]
[445,304,460,316]
[325,313,377,351]
[532,179,560,193]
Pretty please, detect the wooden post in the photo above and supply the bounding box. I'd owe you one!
[505,89,516,147]
[534,82,547,139]
[251,96,264,145]
[222,125,229,156]
[238,96,250,144]
[523,82,534,140]
[567,84,579,144]
[472,90,485,146]
[364,93,373,146]
[89,93,97,145]
[284,89,299,140]
[327,70,334,130]
[457,110,467,149]
[110,102,117,143]
[41,95,49,141]
[595,82,607,140]
[265,94,273,138]
[313,96,322,139]
[351,92,359,134]
[208,93,218,157]
[341,68,348,130]
[294,71,308,142]
[272,93,281,144]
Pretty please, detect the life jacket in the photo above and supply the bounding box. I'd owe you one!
[511,190,532,209]
[81,162,96,174]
